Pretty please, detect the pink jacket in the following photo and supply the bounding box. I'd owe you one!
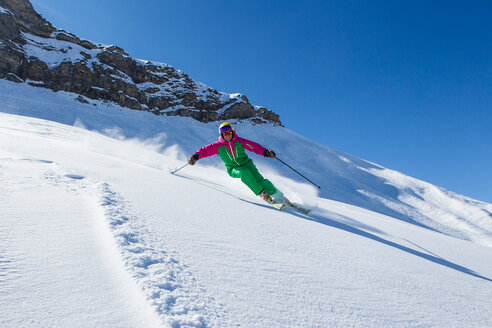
[194,133,267,160]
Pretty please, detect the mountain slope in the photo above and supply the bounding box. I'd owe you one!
[1,108,492,327]
[2,79,492,249]
[0,0,280,124]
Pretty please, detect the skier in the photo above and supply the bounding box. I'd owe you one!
[188,122,288,206]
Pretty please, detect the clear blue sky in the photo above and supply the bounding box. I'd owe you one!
[31,0,491,203]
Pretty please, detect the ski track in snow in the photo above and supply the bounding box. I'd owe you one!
[54,162,226,327]
[0,156,163,328]
[1,152,223,327]
[95,182,225,328]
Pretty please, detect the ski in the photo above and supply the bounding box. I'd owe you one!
[286,202,311,215]
[267,198,310,214]
[266,198,287,211]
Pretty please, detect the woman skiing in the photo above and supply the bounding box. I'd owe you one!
[188,122,287,205]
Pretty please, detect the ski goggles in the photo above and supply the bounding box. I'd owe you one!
[222,130,233,136]
[220,125,233,134]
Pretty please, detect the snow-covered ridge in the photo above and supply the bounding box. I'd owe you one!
[23,33,102,68]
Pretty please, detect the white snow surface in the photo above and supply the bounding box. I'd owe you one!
[1,80,492,327]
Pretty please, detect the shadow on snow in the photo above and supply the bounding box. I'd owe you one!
[173,173,492,283]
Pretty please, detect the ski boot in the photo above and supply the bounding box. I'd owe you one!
[259,190,286,210]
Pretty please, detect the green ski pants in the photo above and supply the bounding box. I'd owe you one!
[229,162,276,196]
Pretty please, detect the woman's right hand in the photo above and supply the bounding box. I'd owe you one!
[189,154,199,165]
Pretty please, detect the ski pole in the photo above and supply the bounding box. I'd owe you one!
[275,157,321,189]
[171,162,189,174]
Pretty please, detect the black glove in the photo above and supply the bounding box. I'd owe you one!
[189,154,199,165]
[263,150,276,158]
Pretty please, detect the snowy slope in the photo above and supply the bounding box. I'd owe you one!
[2,79,492,248]
[1,103,492,327]
[1,81,492,327]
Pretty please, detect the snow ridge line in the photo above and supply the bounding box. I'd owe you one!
[95,182,222,328]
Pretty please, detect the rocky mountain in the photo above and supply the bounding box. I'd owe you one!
[0,0,281,125]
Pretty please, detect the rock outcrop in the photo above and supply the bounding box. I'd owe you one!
[0,0,282,125]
